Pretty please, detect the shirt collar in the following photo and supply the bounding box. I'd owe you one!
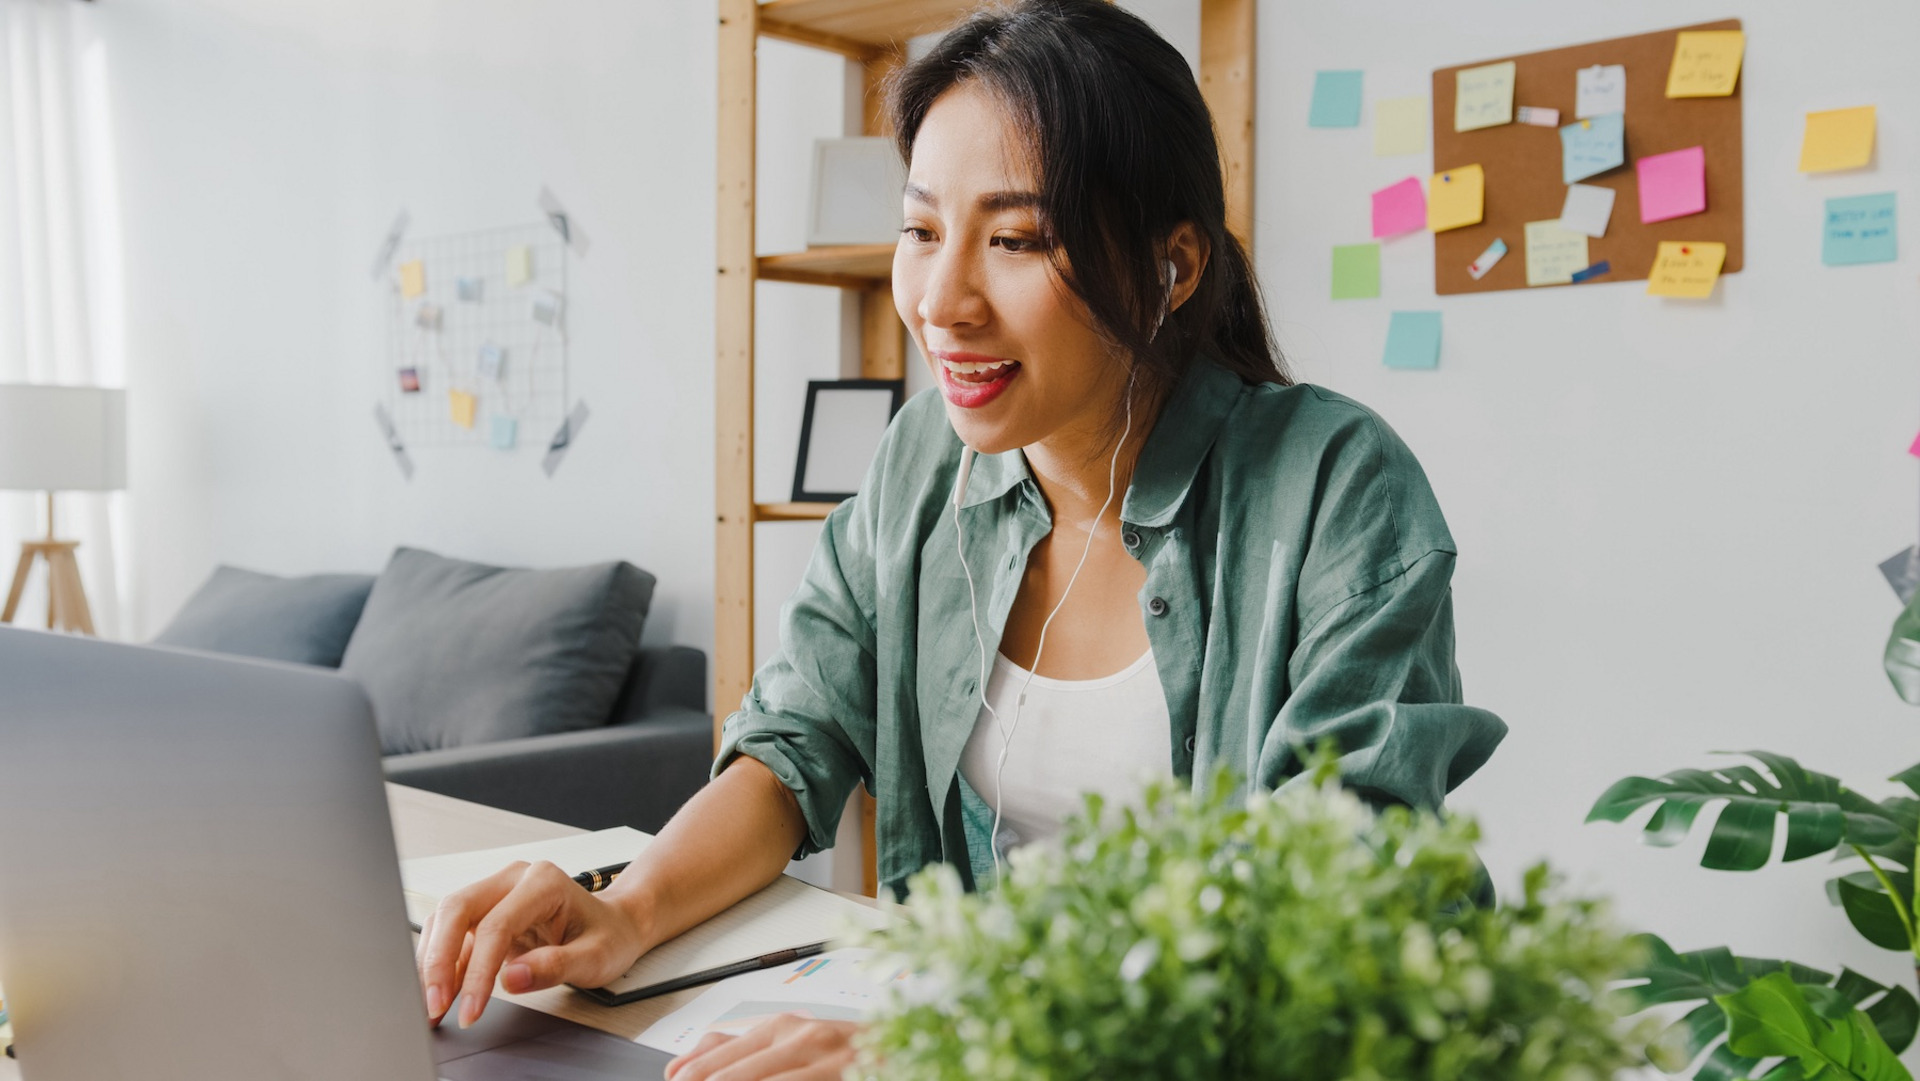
[958,357,1245,525]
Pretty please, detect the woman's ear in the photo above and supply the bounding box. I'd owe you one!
[1164,222,1210,314]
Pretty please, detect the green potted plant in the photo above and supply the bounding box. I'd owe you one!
[1580,597,1920,1079]
[852,759,1648,1080]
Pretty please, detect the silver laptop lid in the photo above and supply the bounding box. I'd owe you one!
[0,626,436,1081]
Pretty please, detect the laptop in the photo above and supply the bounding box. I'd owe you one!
[0,625,675,1080]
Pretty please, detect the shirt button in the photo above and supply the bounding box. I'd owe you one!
[1122,530,1141,549]
[1147,596,1168,617]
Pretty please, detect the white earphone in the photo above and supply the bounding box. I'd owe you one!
[950,256,1173,871]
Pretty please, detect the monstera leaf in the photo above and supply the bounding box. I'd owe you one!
[1716,972,1912,1081]
[1886,592,1920,705]
[1621,934,1917,1079]
[1587,752,1909,872]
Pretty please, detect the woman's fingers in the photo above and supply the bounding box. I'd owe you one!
[665,1016,860,1081]
[417,861,528,1025]
[454,861,576,1027]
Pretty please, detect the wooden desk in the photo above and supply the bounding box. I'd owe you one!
[0,784,718,1078]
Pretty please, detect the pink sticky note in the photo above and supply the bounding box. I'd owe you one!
[1371,177,1427,238]
[1636,146,1706,224]
[1909,430,1920,458]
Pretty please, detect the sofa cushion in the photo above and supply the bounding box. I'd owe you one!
[340,547,655,755]
[152,565,376,667]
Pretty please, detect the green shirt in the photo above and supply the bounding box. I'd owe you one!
[715,358,1507,897]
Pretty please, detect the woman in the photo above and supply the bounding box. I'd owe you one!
[417,2,1506,1077]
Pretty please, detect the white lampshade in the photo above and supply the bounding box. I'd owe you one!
[0,384,128,492]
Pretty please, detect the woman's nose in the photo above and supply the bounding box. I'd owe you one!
[917,248,989,330]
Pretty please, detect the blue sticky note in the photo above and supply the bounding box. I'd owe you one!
[1309,71,1364,128]
[489,415,518,450]
[1559,113,1624,184]
[1383,311,1442,370]
[1823,192,1897,266]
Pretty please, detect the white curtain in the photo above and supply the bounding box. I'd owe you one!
[0,0,127,638]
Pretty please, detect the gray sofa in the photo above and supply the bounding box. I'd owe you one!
[382,643,712,832]
[151,552,713,835]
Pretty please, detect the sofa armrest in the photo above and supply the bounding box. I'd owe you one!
[383,707,712,834]
[608,645,707,724]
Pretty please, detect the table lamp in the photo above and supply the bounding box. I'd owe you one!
[0,384,127,634]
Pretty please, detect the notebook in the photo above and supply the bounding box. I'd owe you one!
[401,828,893,1005]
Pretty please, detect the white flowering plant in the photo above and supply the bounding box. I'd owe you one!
[853,760,1649,1080]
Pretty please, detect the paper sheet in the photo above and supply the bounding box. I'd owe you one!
[1646,241,1726,298]
[1559,183,1618,238]
[1576,64,1626,119]
[507,245,533,287]
[1371,177,1427,238]
[1454,61,1515,132]
[1822,193,1897,266]
[489,415,518,451]
[1426,164,1484,232]
[1330,243,1381,299]
[400,260,427,299]
[1799,106,1876,173]
[1635,146,1706,224]
[1666,30,1744,98]
[633,948,913,1055]
[1383,311,1442,370]
[1516,106,1559,127]
[1308,70,1363,128]
[1373,96,1428,156]
[401,828,654,924]
[1523,220,1590,287]
[450,389,478,430]
[1560,113,1625,184]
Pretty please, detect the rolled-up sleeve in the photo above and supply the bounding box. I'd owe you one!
[1261,548,1506,811]
[713,497,878,858]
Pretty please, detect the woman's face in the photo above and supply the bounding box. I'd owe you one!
[893,83,1124,457]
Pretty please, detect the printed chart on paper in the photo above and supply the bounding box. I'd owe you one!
[382,222,569,448]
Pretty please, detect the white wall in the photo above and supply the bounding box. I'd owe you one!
[1266,0,1920,1020]
[87,0,1920,1012]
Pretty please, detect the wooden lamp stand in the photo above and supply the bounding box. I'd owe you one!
[1,491,95,635]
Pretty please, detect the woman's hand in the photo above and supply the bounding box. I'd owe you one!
[416,858,649,1028]
[663,1015,863,1080]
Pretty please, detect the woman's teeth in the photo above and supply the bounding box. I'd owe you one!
[943,358,1018,384]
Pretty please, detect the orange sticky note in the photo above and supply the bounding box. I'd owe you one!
[1666,30,1744,98]
[399,260,426,299]
[1646,241,1727,298]
[1800,106,1876,173]
[449,389,478,429]
[1427,164,1485,233]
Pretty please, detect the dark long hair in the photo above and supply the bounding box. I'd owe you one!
[887,0,1291,411]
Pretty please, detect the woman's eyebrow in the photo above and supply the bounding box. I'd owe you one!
[904,182,1041,212]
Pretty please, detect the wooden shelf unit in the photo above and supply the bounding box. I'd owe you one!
[715,0,1256,897]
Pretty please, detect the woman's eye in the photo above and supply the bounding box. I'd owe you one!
[993,236,1038,254]
[900,226,935,243]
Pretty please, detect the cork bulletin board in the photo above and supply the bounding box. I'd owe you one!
[1430,19,1744,296]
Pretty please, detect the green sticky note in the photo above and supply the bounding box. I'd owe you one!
[1383,311,1441,369]
[1823,192,1897,266]
[1309,71,1363,128]
[1331,243,1381,299]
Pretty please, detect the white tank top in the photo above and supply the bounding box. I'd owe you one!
[958,647,1173,853]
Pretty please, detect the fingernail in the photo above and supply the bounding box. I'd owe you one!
[502,963,531,992]
[457,995,473,1029]
[426,984,446,1019]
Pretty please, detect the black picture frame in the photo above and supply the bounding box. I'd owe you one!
[791,379,906,503]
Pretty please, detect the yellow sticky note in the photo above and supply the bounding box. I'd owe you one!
[1799,106,1876,173]
[399,260,426,299]
[1523,220,1589,287]
[506,245,532,287]
[449,389,478,429]
[1646,241,1726,298]
[1374,96,1428,157]
[1666,30,1744,98]
[1426,164,1485,233]
[1455,61,1516,132]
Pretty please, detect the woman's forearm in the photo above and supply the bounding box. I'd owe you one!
[603,754,811,953]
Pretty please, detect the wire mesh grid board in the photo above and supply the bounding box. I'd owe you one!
[384,223,569,448]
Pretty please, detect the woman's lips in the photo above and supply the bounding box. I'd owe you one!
[935,353,1021,409]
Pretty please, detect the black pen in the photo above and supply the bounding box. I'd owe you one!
[577,941,834,1006]
[571,861,629,892]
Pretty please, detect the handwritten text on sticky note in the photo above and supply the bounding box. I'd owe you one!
[1577,65,1626,119]
[1560,114,1625,184]
[1647,241,1726,297]
[1823,193,1897,266]
[1666,30,1744,98]
[1524,220,1590,287]
[1455,61,1516,132]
